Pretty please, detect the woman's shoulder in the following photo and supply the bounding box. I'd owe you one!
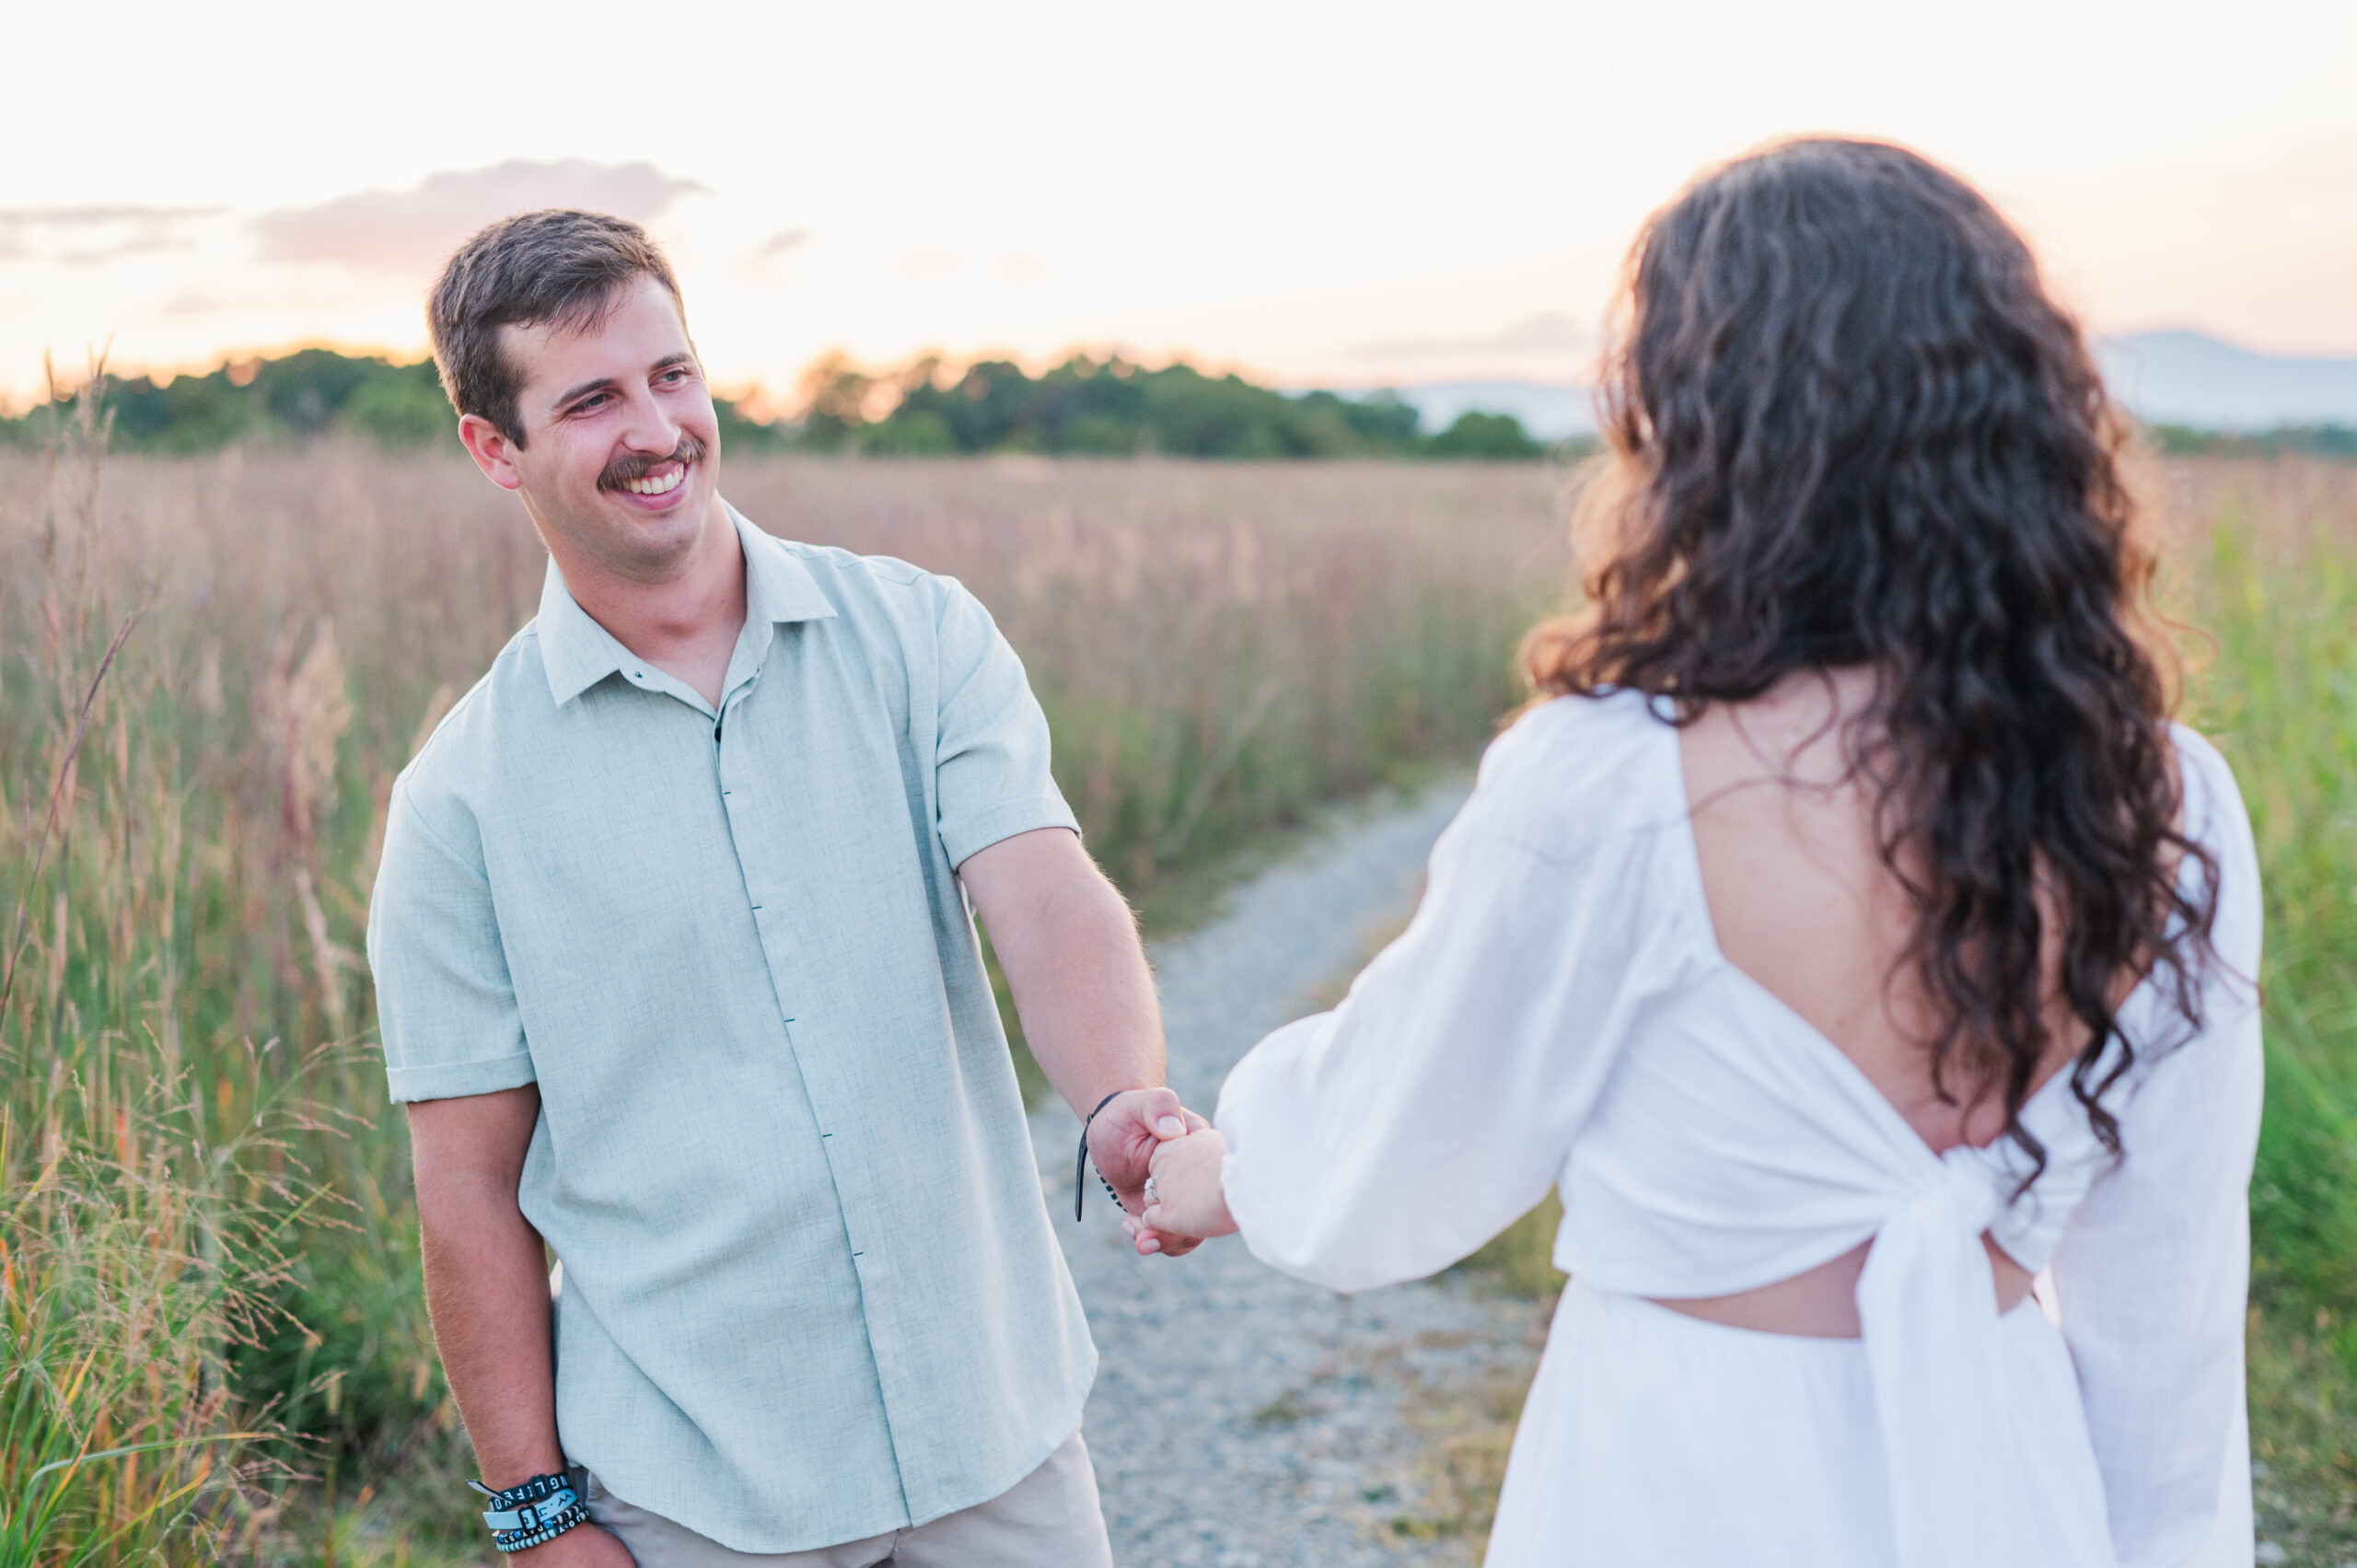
[2165,723,2244,833]
[2165,721,2263,966]
[1464,690,1686,865]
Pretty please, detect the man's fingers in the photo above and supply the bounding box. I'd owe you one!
[1131,1086,1186,1140]
[1089,1089,1208,1211]
[1087,1087,1186,1157]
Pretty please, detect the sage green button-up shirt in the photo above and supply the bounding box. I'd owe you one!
[366,505,1093,1553]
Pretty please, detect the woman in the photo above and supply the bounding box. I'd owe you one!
[1138,138,2260,1567]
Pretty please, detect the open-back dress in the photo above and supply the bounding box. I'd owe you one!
[1213,691,2261,1567]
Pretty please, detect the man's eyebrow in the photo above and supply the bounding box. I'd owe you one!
[550,355,696,412]
[552,374,621,411]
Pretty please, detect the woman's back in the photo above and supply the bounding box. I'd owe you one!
[1670,666,2095,1335]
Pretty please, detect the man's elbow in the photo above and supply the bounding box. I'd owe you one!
[405,1086,540,1218]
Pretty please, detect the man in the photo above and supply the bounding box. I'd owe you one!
[367,209,1200,1567]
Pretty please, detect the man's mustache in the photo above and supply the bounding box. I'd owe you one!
[598,435,707,491]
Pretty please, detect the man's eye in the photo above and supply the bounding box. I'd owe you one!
[573,393,610,414]
[659,369,689,385]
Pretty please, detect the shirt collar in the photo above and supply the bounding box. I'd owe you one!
[536,501,839,708]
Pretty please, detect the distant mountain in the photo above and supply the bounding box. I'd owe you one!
[1300,381,1595,441]
[2096,331,2357,431]
[1389,381,1596,442]
[1366,332,2357,442]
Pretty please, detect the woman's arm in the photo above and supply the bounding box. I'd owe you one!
[1180,787,1669,1293]
[2048,992,2262,1565]
[2049,735,2266,1567]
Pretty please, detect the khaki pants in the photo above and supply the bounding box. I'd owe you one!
[578,1428,1113,1568]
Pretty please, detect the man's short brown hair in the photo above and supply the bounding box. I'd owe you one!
[427,209,683,446]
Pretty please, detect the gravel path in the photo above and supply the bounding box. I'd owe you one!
[1028,783,1546,1568]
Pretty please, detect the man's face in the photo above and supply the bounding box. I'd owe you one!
[465,273,725,585]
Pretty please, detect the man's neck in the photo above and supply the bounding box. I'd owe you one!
[555,500,749,710]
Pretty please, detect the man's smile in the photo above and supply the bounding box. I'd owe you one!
[615,460,686,498]
[597,434,707,511]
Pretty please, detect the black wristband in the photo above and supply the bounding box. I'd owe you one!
[1074,1090,1130,1222]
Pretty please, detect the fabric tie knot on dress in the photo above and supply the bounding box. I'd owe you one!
[1929,1145,2005,1237]
[1851,1145,2040,1568]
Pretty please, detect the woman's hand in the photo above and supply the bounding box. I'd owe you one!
[1130,1128,1239,1250]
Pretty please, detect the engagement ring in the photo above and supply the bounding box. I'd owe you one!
[1144,1177,1159,1208]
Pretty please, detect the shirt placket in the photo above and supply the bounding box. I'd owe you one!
[710,632,920,1520]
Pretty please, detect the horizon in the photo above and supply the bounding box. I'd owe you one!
[6,0,2355,410]
[17,327,2354,438]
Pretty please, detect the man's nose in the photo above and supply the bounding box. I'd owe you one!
[614,385,684,456]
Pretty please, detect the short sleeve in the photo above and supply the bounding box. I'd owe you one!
[930,579,1079,869]
[366,778,536,1103]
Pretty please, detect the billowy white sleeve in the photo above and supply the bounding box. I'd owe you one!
[1212,766,1677,1295]
[2049,732,2264,1568]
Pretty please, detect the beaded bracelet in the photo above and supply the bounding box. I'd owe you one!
[468,1470,587,1553]
[1074,1090,1130,1222]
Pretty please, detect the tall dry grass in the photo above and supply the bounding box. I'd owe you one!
[0,435,1569,1555]
[0,389,308,1561]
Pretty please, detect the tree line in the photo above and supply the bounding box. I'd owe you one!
[2146,423,2357,459]
[0,347,1556,460]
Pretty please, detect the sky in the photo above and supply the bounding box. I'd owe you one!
[4,0,2354,411]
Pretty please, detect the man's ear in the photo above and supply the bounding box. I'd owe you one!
[459,412,526,493]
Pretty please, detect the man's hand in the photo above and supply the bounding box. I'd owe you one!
[1086,1087,1210,1256]
[523,1523,635,1567]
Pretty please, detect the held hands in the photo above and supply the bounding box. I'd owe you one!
[1134,1126,1239,1250]
[1086,1088,1211,1257]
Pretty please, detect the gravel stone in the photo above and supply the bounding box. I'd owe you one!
[1029,783,1544,1566]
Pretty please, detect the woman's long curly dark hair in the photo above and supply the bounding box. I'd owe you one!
[1525,138,2218,1171]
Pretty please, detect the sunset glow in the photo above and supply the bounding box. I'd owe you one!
[5,0,2354,409]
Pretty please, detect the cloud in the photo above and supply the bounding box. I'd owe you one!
[758,227,813,257]
[0,204,225,264]
[250,160,708,277]
[1341,311,1590,362]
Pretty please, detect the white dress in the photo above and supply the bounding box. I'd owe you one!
[1213,691,2262,1568]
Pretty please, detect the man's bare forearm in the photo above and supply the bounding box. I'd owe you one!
[960,828,1164,1116]
[960,828,1206,1257]
[408,1086,566,1486]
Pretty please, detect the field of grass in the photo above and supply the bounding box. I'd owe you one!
[2177,460,2357,1561]
[2,416,2351,1562]
[0,413,1567,1560]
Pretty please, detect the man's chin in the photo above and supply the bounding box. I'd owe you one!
[538,482,721,581]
